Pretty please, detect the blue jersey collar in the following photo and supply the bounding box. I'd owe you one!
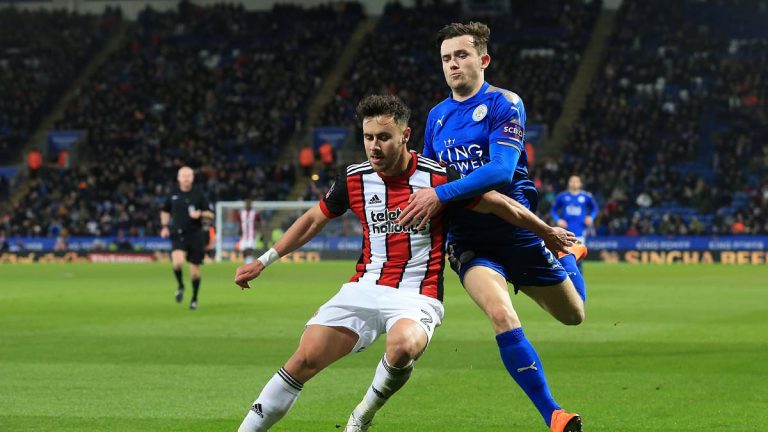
[448,82,490,105]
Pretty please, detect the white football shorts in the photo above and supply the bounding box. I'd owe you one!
[306,282,444,354]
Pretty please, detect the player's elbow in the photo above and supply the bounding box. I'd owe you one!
[487,168,514,189]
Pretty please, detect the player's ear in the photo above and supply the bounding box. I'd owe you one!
[480,53,491,70]
[401,127,411,146]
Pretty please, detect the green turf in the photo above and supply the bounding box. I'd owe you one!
[1,262,766,431]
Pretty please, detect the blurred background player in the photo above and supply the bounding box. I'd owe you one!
[550,176,597,246]
[237,200,261,264]
[399,22,585,432]
[160,166,214,310]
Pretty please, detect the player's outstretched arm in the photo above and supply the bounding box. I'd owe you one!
[234,205,331,289]
[473,191,576,255]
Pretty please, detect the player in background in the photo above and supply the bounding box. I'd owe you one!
[233,95,576,432]
[238,200,261,264]
[160,166,214,310]
[398,22,585,431]
[550,175,597,247]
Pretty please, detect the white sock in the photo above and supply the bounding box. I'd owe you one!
[245,256,254,264]
[352,354,413,424]
[238,368,303,432]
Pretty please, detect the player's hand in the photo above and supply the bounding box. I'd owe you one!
[189,209,202,219]
[234,261,265,290]
[160,227,170,238]
[398,188,442,230]
[557,219,568,229]
[584,216,594,226]
[542,226,576,256]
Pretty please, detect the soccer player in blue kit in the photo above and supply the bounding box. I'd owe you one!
[398,22,586,432]
[551,175,598,244]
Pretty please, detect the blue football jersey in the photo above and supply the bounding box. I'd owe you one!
[550,191,598,237]
[424,82,539,247]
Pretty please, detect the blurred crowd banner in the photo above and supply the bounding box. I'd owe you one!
[3,236,767,264]
[312,127,350,150]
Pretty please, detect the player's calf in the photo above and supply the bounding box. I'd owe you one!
[348,319,427,427]
[238,368,303,432]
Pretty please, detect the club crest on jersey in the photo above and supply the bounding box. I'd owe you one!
[472,104,488,121]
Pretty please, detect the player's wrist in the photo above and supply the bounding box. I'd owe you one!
[435,186,449,203]
[257,248,280,268]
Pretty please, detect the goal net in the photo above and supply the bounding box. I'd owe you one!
[214,200,362,262]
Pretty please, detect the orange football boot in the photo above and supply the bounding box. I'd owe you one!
[550,409,582,432]
[557,241,588,262]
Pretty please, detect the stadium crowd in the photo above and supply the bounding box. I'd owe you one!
[309,0,600,200]
[533,0,768,235]
[3,2,362,237]
[0,8,118,165]
[2,0,765,240]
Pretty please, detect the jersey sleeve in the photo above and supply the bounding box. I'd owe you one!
[319,172,349,218]
[162,195,172,213]
[488,93,526,154]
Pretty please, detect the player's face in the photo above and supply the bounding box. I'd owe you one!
[568,176,582,191]
[440,35,490,96]
[177,167,194,190]
[362,115,411,176]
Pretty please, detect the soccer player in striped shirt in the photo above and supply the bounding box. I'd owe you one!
[233,95,576,432]
[398,22,586,432]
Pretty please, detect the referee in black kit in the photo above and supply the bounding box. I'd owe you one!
[160,166,213,310]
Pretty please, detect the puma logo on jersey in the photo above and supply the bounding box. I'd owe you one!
[436,116,444,127]
[517,362,538,373]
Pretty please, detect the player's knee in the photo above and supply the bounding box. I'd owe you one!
[485,305,519,332]
[286,352,322,381]
[558,307,585,326]
[386,334,423,365]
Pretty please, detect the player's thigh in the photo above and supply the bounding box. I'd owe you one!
[463,265,521,333]
[518,279,584,326]
[170,249,186,267]
[284,325,359,383]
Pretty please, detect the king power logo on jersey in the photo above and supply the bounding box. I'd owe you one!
[369,208,429,234]
[436,143,487,173]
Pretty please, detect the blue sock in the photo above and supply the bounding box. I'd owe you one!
[496,327,560,426]
[559,254,586,302]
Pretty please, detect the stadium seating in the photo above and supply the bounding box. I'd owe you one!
[0,8,118,165]
[5,2,363,237]
[536,0,768,235]
[308,0,600,200]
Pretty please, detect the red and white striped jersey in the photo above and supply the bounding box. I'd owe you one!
[238,209,260,250]
[319,152,454,301]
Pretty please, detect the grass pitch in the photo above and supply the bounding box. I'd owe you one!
[1,262,766,431]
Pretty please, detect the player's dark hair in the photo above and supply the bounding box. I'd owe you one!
[436,21,490,55]
[356,94,411,127]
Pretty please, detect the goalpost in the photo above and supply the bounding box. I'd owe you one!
[214,201,317,262]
